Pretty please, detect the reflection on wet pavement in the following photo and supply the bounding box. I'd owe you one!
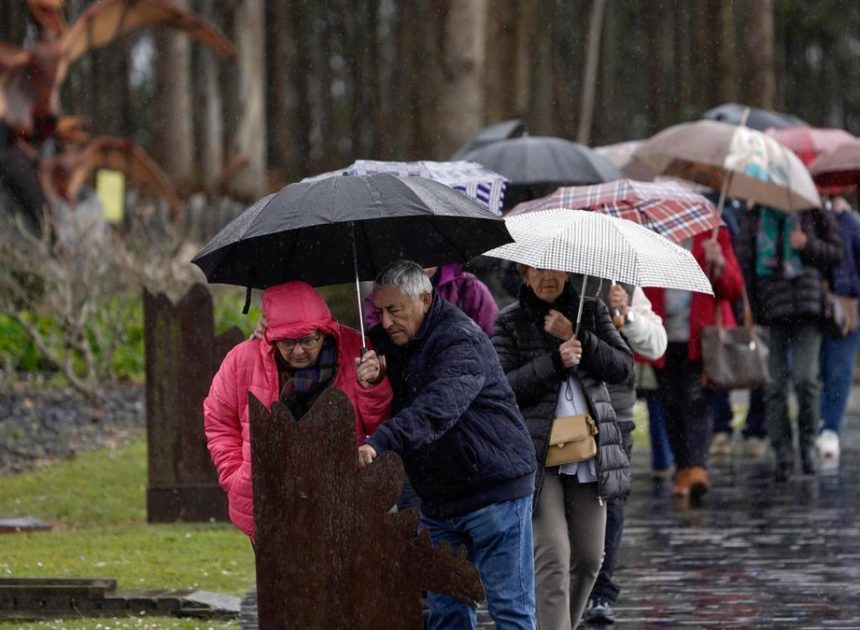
[478,412,860,628]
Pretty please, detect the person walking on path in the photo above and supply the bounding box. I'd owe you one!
[819,196,860,466]
[582,281,667,625]
[646,227,745,500]
[203,281,393,542]
[736,204,843,480]
[360,259,537,630]
[492,265,633,629]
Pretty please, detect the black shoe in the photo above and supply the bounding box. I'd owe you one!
[801,446,819,475]
[585,597,616,624]
[774,460,792,482]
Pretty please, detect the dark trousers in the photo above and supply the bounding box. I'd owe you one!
[712,388,767,439]
[656,342,713,469]
[589,427,633,604]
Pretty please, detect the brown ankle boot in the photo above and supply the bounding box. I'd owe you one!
[687,466,710,500]
[671,468,693,498]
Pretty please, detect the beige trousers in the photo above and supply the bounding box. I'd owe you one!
[533,469,606,629]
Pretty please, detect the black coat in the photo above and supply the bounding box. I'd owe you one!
[366,294,536,519]
[736,207,843,326]
[492,283,633,507]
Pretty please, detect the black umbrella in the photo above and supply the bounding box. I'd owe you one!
[459,136,623,209]
[702,102,808,131]
[191,174,512,344]
[449,118,526,160]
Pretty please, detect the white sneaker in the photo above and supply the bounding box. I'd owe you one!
[817,430,840,464]
[709,432,732,456]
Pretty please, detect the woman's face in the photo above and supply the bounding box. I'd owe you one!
[524,267,568,303]
[275,331,324,369]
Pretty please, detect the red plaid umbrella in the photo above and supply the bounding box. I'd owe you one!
[765,127,856,166]
[506,178,723,243]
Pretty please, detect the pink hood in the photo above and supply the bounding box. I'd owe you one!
[263,281,339,342]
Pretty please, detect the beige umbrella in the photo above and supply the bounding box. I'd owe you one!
[629,120,821,212]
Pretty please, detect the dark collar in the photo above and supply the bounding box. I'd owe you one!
[518,282,580,324]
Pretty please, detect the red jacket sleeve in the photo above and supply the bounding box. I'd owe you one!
[694,227,744,303]
[335,326,393,442]
[203,344,246,493]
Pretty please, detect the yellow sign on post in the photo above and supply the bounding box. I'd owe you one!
[96,169,125,224]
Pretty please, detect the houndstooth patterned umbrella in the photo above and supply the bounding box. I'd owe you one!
[483,209,713,295]
[507,178,723,243]
[303,159,507,214]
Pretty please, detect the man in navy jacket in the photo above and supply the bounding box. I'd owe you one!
[360,259,537,630]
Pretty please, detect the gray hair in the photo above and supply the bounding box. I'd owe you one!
[374,259,432,298]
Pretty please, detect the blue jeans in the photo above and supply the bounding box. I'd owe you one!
[421,495,536,630]
[820,326,860,433]
[646,390,674,471]
[711,390,733,434]
[712,388,767,438]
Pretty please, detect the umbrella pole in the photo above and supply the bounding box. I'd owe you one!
[712,170,734,240]
[350,221,367,352]
[575,274,588,337]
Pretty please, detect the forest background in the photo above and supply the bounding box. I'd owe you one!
[3,0,858,202]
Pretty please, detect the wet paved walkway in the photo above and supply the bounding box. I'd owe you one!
[477,391,860,628]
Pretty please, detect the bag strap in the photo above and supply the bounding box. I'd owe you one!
[713,285,755,336]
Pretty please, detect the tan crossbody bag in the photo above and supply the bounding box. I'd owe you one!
[545,414,598,467]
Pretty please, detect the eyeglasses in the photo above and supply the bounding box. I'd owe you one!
[276,332,322,353]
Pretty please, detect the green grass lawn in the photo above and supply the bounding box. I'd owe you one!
[0,438,255,629]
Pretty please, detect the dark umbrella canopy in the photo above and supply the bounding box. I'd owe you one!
[450,118,526,160]
[461,136,623,186]
[703,102,808,131]
[191,174,513,290]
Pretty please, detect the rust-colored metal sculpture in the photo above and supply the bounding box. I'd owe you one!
[40,131,182,219]
[0,0,236,140]
[250,388,485,629]
[143,283,243,523]
[0,0,236,225]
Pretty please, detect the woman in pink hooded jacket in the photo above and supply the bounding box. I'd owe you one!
[204,281,393,540]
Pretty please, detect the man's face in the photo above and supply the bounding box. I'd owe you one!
[372,285,431,346]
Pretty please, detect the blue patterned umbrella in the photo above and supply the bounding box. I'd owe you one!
[304,159,508,215]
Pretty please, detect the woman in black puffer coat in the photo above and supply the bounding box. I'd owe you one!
[492,266,632,630]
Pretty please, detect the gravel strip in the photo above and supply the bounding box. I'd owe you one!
[0,382,145,475]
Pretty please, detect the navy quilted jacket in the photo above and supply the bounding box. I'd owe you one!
[366,294,536,519]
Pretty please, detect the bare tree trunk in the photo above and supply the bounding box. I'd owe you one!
[265,0,292,186]
[151,0,195,192]
[705,0,737,103]
[437,0,488,158]
[528,1,553,135]
[646,0,675,134]
[513,0,533,118]
[195,0,224,193]
[484,0,521,124]
[673,0,694,120]
[288,1,313,175]
[578,0,607,144]
[414,0,444,159]
[743,0,776,109]
[229,0,268,199]
[551,0,580,141]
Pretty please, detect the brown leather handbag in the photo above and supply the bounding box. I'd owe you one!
[545,414,598,467]
[701,288,770,390]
